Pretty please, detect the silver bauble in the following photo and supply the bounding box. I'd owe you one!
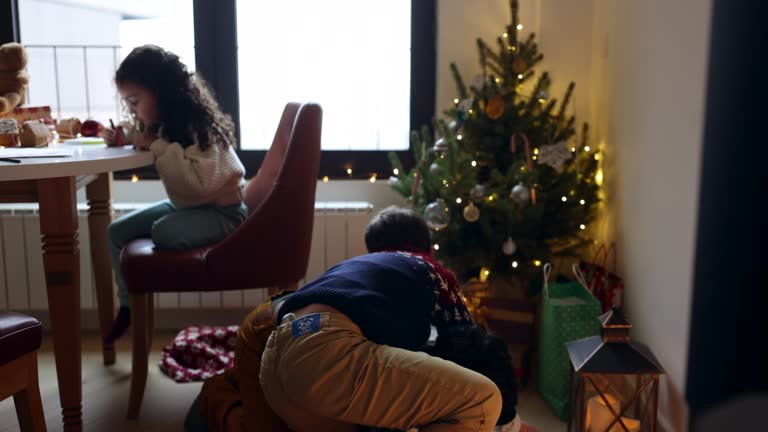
[502,237,517,255]
[470,184,486,202]
[510,183,531,204]
[424,198,450,230]
[429,162,441,175]
[433,138,448,156]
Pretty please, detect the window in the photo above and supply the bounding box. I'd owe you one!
[5,0,435,179]
[236,0,411,152]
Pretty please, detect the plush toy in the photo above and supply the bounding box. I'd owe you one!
[0,42,29,115]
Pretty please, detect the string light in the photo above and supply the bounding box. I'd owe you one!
[517,24,523,30]
[517,74,524,79]
[580,224,586,230]
[495,77,501,83]
[584,145,591,152]
[457,134,463,140]
[538,98,546,104]
[571,147,577,152]
[580,199,586,205]
[595,168,604,186]
[433,243,440,251]
[468,109,474,114]
[369,174,377,183]
[471,160,477,167]
[511,261,519,268]
[488,195,494,201]
[346,168,352,175]
[453,98,459,104]
[393,168,399,175]
[533,148,539,155]
[131,174,139,183]
[322,176,329,182]
[442,179,449,187]
[480,267,491,282]
[503,32,508,38]
[532,155,537,160]
[561,196,567,202]
[533,260,542,267]
[456,198,462,204]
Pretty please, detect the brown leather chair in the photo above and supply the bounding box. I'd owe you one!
[120,102,323,419]
[0,312,46,432]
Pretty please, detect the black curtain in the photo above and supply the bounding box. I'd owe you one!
[686,0,765,428]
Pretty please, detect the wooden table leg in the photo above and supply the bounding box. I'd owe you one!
[38,177,82,432]
[86,172,116,365]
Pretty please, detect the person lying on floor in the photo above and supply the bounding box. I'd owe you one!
[186,206,524,431]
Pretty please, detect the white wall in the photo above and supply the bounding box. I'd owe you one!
[587,1,711,430]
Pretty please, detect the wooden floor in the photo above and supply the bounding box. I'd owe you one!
[0,332,566,432]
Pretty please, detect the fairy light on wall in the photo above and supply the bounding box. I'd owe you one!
[453,98,459,104]
[456,198,462,204]
[512,261,519,268]
[580,199,586,205]
[561,196,567,202]
[346,168,352,176]
[369,174,377,183]
[580,224,586,230]
[517,24,523,30]
[517,74,524,79]
[584,145,591,152]
[433,244,440,251]
[393,168,399,175]
[322,176,329,182]
[457,134,463,140]
[595,168,604,186]
[533,260,542,267]
[471,160,477,167]
[131,174,139,183]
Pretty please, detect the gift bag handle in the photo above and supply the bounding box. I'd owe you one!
[543,262,552,297]
[590,241,618,272]
[572,263,592,293]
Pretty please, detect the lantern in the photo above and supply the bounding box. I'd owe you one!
[566,307,664,432]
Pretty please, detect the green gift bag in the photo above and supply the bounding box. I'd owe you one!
[537,263,601,420]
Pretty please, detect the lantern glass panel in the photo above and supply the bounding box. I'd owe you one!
[570,372,660,432]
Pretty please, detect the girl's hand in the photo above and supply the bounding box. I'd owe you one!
[133,131,158,151]
[101,128,119,147]
[101,126,126,147]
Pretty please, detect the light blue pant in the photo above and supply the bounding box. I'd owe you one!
[109,200,248,306]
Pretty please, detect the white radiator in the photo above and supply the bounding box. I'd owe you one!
[0,202,373,314]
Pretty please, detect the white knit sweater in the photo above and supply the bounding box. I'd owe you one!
[149,137,245,209]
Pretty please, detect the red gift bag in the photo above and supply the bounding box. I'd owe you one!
[575,242,624,312]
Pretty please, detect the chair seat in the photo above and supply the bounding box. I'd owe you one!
[122,238,214,294]
[0,312,42,366]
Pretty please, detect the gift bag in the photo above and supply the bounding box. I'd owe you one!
[576,242,625,312]
[537,263,601,421]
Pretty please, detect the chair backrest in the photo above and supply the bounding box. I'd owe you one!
[206,102,322,288]
[244,102,301,212]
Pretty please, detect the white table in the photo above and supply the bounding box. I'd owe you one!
[0,144,152,431]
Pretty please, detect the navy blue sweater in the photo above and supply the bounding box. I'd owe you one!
[276,252,472,351]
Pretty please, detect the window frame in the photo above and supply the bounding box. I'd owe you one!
[4,0,435,180]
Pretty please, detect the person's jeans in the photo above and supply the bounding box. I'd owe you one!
[260,311,502,432]
[108,200,248,306]
[184,397,209,432]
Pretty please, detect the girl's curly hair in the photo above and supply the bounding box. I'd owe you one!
[115,45,235,150]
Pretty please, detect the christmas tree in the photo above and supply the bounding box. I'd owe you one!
[389,0,600,294]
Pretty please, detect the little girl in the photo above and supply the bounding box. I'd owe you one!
[102,45,248,343]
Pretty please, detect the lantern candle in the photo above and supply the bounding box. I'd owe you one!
[586,394,640,432]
